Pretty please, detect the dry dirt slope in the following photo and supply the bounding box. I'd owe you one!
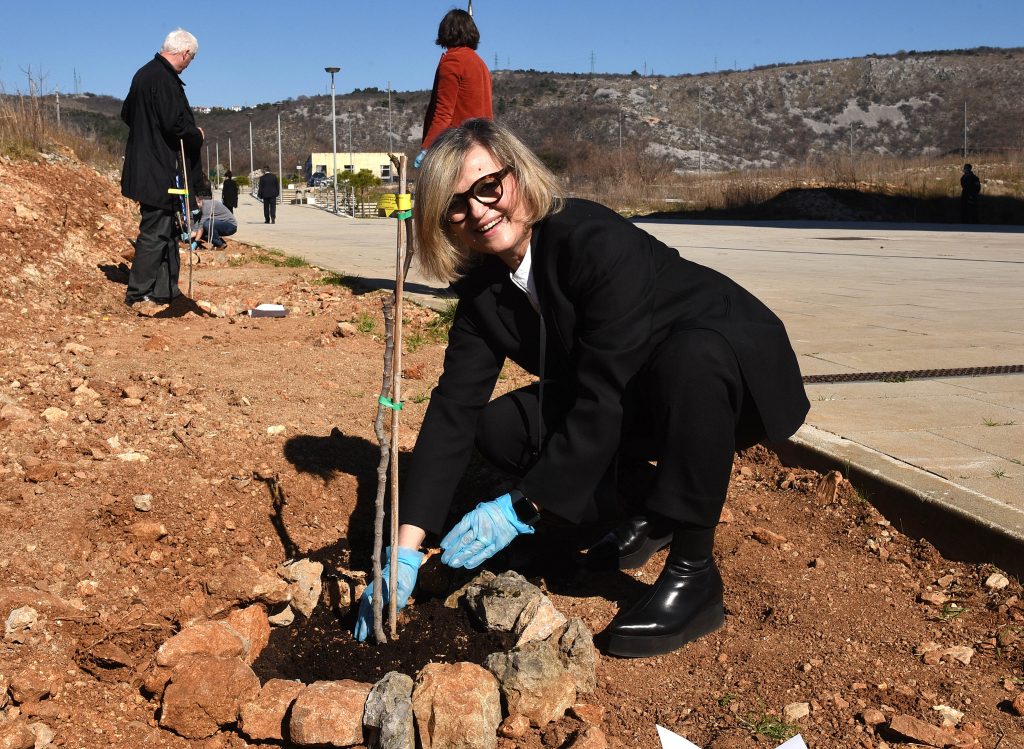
[0,154,1023,749]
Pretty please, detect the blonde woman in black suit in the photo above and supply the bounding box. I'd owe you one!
[354,119,808,657]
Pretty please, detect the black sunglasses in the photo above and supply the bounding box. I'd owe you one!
[445,167,511,224]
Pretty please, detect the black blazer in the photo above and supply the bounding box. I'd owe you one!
[257,172,280,200]
[221,178,239,209]
[402,199,808,534]
[120,54,203,210]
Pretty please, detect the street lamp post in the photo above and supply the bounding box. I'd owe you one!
[248,117,254,179]
[277,110,283,206]
[325,67,340,214]
[227,131,232,173]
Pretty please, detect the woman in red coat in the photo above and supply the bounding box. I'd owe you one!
[414,9,493,168]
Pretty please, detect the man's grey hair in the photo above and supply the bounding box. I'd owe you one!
[162,28,199,56]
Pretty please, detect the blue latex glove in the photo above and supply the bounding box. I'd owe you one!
[413,149,428,169]
[353,546,424,642]
[440,493,535,569]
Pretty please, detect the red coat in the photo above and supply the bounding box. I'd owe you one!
[421,46,493,150]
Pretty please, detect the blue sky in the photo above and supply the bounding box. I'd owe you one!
[2,1,1021,107]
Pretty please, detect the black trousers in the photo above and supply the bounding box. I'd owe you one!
[475,329,765,534]
[263,198,277,223]
[126,204,180,304]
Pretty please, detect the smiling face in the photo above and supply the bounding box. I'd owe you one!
[446,144,531,269]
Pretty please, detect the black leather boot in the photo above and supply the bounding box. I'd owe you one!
[584,515,672,570]
[601,530,724,658]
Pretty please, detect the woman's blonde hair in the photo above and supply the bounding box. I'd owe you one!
[413,119,563,283]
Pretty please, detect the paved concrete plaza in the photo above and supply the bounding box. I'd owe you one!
[227,190,1024,571]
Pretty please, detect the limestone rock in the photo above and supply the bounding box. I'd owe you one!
[364,672,415,749]
[238,678,304,742]
[888,714,956,748]
[783,702,810,722]
[485,640,577,727]
[514,595,567,647]
[209,560,291,606]
[557,618,598,694]
[4,607,38,643]
[289,679,371,747]
[566,726,609,749]
[280,559,323,618]
[159,655,260,739]
[224,606,271,664]
[9,663,64,703]
[464,571,544,632]
[497,714,531,738]
[412,662,501,749]
[0,719,35,749]
[155,621,248,668]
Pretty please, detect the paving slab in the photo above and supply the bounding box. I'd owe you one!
[222,190,1024,576]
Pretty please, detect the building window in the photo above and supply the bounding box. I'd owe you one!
[380,164,391,179]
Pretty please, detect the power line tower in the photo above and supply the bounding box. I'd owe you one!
[590,51,596,74]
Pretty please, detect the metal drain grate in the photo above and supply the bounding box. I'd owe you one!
[803,364,1024,384]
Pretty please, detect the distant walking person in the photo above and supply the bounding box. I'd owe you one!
[120,28,204,308]
[414,8,493,169]
[221,170,238,213]
[960,164,981,224]
[257,167,279,224]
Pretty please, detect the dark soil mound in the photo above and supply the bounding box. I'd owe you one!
[253,599,516,684]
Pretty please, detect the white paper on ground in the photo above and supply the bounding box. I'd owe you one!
[656,724,808,749]
[254,303,285,312]
[655,725,702,749]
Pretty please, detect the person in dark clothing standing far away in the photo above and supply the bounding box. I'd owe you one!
[120,28,204,309]
[413,9,492,169]
[257,167,279,224]
[960,163,981,224]
[220,170,238,213]
[353,119,810,658]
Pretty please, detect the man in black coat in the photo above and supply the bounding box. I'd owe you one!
[120,28,204,307]
[220,170,238,213]
[257,168,280,224]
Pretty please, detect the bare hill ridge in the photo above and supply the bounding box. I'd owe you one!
[42,46,1024,177]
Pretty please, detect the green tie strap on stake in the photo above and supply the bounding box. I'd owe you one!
[378,395,403,410]
[394,192,412,219]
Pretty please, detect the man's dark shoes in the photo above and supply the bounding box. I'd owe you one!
[601,555,724,658]
[584,515,672,570]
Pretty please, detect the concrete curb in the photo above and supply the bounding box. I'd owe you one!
[775,425,1024,581]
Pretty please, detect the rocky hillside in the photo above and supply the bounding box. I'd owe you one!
[33,47,1024,176]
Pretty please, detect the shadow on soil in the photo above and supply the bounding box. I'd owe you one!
[643,187,1024,228]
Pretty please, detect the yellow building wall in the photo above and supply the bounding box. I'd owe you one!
[309,152,395,180]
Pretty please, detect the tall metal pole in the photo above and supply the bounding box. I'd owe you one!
[326,67,340,214]
[55,87,60,128]
[248,117,254,178]
[277,110,283,206]
[963,101,968,161]
[697,85,703,176]
[227,132,232,172]
[348,118,354,214]
[215,142,220,187]
[387,81,393,154]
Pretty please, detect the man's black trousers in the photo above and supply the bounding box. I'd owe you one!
[126,204,180,304]
[263,198,277,223]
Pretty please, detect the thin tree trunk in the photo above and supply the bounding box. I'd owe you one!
[371,298,395,644]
